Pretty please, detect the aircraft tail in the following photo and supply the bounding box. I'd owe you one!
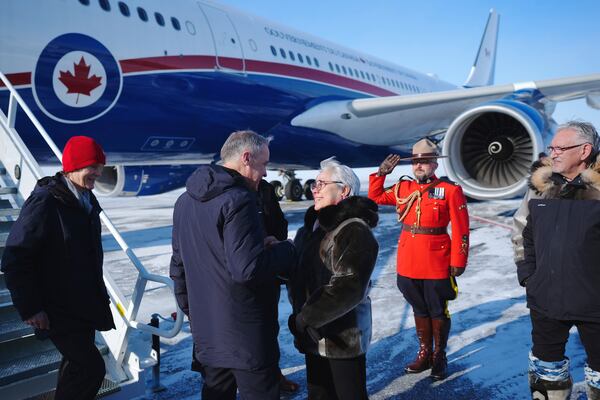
[463,9,499,87]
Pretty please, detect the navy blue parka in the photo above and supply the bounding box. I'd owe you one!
[170,165,295,370]
[1,174,115,334]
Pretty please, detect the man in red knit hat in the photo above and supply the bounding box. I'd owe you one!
[1,135,114,399]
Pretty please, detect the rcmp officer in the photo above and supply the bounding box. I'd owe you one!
[368,138,469,380]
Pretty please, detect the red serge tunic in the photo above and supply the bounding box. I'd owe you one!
[368,173,469,279]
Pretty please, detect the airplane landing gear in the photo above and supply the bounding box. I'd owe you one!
[271,180,284,201]
[269,170,311,202]
[285,179,303,201]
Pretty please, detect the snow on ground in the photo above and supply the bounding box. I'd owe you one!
[98,174,589,399]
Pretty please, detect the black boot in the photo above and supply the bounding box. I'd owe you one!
[529,372,572,400]
[430,318,450,381]
[405,316,432,373]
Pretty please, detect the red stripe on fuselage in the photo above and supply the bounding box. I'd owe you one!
[3,56,396,96]
[0,72,32,87]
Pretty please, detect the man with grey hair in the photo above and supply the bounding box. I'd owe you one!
[513,120,600,399]
[170,130,295,400]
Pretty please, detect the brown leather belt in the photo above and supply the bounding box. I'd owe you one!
[402,223,447,235]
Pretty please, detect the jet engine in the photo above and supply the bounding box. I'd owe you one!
[442,101,549,200]
[95,165,198,196]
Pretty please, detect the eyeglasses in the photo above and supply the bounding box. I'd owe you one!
[310,180,343,191]
[546,143,589,154]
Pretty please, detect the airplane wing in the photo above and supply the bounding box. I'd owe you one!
[290,73,600,146]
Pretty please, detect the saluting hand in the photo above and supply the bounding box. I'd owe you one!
[25,311,50,330]
[378,154,401,176]
[450,267,465,277]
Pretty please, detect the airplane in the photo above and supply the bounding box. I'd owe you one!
[2,0,600,200]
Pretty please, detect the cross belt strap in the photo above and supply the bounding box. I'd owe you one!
[402,223,447,235]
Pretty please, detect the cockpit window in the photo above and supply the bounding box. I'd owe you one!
[79,0,90,5]
[118,2,130,17]
[171,17,181,31]
[137,7,148,21]
[99,0,110,12]
[155,12,165,27]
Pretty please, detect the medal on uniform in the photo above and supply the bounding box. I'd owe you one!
[429,187,445,199]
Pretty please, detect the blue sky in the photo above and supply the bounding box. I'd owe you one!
[224,0,600,128]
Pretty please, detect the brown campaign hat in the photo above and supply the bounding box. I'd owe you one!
[402,138,447,161]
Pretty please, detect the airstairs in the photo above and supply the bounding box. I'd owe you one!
[0,73,184,399]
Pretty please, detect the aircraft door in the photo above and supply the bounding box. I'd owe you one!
[198,2,245,73]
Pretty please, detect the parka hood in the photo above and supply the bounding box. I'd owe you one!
[318,196,379,232]
[185,164,247,201]
[529,154,600,199]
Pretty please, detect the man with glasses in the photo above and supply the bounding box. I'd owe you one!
[513,121,600,400]
[368,138,469,381]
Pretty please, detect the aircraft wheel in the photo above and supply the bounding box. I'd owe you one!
[271,180,284,201]
[285,179,303,201]
[303,179,315,200]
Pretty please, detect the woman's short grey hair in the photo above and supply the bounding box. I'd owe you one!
[220,130,272,162]
[556,120,600,155]
[320,157,360,196]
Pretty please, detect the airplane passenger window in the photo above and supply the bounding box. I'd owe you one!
[360,71,365,79]
[79,0,90,5]
[348,68,354,77]
[341,66,347,75]
[306,56,312,66]
[270,46,277,56]
[288,51,295,61]
[155,12,165,26]
[279,48,286,59]
[297,53,303,63]
[99,0,110,12]
[354,69,359,77]
[328,62,333,71]
[118,2,129,17]
[171,17,181,31]
[335,64,341,73]
[137,7,148,21]
[314,58,319,67]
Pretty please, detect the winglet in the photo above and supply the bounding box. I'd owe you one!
[463,9,500,88]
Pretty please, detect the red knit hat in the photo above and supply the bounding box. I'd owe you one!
[62,136,106,173]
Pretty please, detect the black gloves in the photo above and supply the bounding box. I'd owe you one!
[288,313,322,343]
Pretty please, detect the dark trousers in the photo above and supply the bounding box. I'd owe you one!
[530,309,600,371]
[199,363,280,400]
[396,275,457,319]
[49,329,105,400]
[305,353,368,400]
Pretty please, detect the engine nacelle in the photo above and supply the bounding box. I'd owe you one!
[442,101,548,200]
[95,165,198,196]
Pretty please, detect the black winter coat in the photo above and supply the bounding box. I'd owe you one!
[519,156,600,322]
[170,165,295,370]
[1,174,114,333]
[290,196,379,358]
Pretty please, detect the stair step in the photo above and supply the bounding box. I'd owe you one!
[0,318,32,343]
[0,208,19,218]
[0,289,13,307]
[26,377,121,399]
[0,187,17,195]
[0,348,61,387]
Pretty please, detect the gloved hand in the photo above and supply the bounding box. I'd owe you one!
[377,154,401,176]
[289,313,321,343]
[450,266,465,277]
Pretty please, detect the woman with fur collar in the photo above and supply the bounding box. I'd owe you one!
[288,158,379,400]
[512,121,600,400]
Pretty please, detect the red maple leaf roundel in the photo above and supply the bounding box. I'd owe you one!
[58,56,102,104]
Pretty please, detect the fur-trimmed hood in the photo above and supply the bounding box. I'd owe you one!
[317,196,378,232]
[528,154,600,200]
